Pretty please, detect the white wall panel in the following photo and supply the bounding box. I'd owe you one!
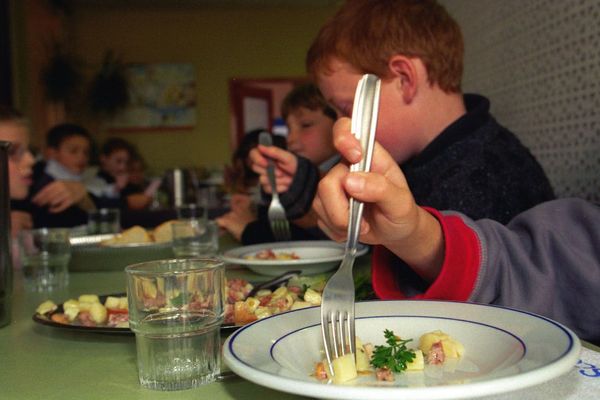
[441,0,600,202]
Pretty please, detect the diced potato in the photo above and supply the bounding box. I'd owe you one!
[442,338,464,358]
[406,349,424,371]
[63,299,80,321]
[255,289,272,297]
[244,297,260,312]
[254,306,272,319]
[419,330,464,359]
[104,296,122,309]
[290,301,311,310]
[118,297,128,310]
[328,353,357,384]
[304,288,322,305]
[356,345,371,372]
[78,294,100,304]
[89,302,107,324]
[64,306,80,322]
[36,300,57,315]
[271,286,288,299]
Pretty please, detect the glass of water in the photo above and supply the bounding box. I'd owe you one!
[18,228,71,292]
[171,220,218,257]
[125,258,225,390]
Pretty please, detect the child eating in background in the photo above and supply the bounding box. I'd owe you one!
[25,123,96,228]
[87,138,154,211]
[0,106,35,238]
[218,83,339,243]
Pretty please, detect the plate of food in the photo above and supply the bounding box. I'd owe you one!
[68,222,177,272]
[222,241,369,276]
[32,272,331,334]
[223,300,581,400]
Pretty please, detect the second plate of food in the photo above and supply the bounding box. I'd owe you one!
[221,240,369,276]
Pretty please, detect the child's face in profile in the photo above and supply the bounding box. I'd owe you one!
[286,106,336,166]
[101,149,130,178]
[0,121,34,199]
[317,57,419,164]
[52,135,90,175]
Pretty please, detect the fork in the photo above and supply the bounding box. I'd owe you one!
[320,74,381,377]
[259,131,292,241]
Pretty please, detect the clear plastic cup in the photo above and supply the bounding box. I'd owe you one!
[125,258,225,390]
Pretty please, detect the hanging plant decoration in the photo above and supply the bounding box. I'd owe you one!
[88,51,130,117]
[40,42,82,104]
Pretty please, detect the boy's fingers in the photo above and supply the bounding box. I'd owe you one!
[313,164,351,235]
[332,118,362,163]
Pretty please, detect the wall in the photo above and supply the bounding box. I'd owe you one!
[441,0,600,202]
[64,2,338,174]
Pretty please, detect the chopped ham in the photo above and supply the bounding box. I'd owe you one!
[314,362,328,381]
[426,341,445,365]
[375,367,394,381]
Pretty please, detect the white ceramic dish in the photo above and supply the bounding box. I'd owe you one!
[221,241,369,276]
[224,300,580,400]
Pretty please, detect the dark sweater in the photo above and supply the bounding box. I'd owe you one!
[242,94,554,244]
[402,94,554,223]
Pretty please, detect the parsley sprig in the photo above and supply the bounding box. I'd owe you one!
[370,329,416,373]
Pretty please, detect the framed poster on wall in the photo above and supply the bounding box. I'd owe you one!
[110,63,196,131]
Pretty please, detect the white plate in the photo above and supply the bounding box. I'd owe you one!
[224,300,580,400]
[221,241,369,276]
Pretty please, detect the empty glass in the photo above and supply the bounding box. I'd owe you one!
[125,258,225,390]
[18,228,71,292]
[171,220,218,257]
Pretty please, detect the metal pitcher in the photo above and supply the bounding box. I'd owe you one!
[162,168,200,208]
[0,141,13,327]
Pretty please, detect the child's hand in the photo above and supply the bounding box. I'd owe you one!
[313,118,418,244]
[11,210,32,238]
[249,145,298,194]
[313,118,444,279]
[32,181,89,213]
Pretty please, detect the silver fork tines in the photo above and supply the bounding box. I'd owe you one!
[320,74,381,378]
[259,132,291,241]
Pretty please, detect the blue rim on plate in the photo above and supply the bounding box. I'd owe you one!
[224,300,580,400]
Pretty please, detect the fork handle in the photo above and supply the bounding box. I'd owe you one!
[346,74,381,253]
[259,132,281,201]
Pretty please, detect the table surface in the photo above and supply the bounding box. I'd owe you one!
[1,235,597,400]
[1,234,372,400]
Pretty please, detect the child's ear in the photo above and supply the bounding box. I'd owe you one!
[387,55,418,104]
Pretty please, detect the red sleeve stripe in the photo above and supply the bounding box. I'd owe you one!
[372,207,481,301]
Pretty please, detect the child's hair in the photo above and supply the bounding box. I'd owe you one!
[46,123,92,149]
[101,137,135,157]
[281,83,337,121]
[0,105,28,127]
[306,0,464,93]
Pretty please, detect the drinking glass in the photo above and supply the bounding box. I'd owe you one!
[175,203,206,221]
[172,220,218,257]
[125,258,225,390]
[18,228,71,292]
[87,208,121,234]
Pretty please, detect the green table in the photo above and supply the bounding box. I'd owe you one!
[2,236,595,400]
[0,272,316,400]
[0,234,372,400]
